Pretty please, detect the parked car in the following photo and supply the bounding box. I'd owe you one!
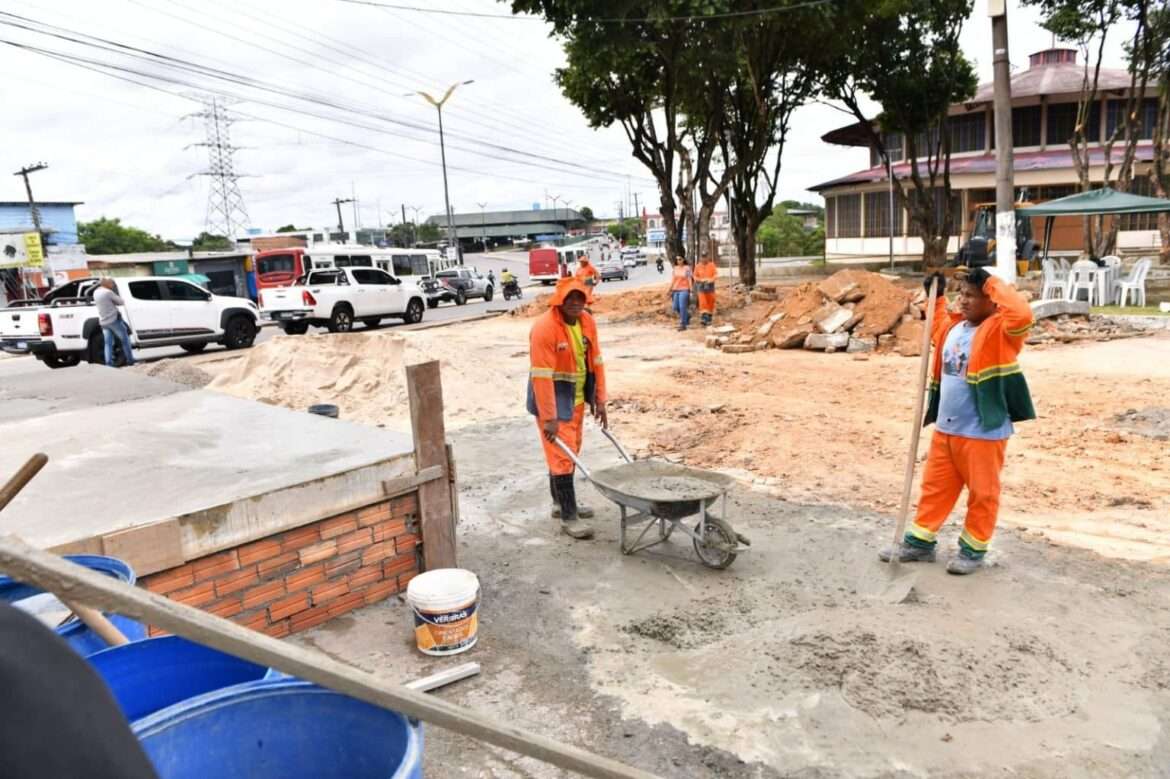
[417,276,449,309]
[26,277,259,368]
[621,256,638,269]
[599,262,629,282]
[2,277,105,358]
[434,267,493,305]
[621,247,647,266]
[260,267,426,334]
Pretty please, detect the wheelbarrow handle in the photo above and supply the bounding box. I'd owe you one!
[553,438,593,480]
[600,427,634,463]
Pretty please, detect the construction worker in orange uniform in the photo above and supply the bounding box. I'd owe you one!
[693,256,718,327]
[880,267,1035,574]
[527,276,608,539]
[575,257,600,290]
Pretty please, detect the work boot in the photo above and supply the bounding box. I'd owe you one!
[878,542,936,563]
[549,473,593,518]
[946,553,985,575]
[553,474,593,540]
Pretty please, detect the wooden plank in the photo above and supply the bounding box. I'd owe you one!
[0,536,658,779]
[381,464,444,498]
[49,536,104,556]
[404,661,480,693]
[406,361,457,570]
[445,442,461,527]
[101,519,184,574]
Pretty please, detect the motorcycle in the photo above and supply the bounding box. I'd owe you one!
[655,258,664,274]
[502,279,523,300]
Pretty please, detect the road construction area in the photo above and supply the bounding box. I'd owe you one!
[154,275,1170,776]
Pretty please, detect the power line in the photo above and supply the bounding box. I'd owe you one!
[335,0,836,23]
[186,95,251,238]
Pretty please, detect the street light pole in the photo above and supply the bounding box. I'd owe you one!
[550,194,562,240]
[476,201,487,251]
[332,197,354,237]
[411,80,474,265]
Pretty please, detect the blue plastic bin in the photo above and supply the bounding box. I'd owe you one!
[0,554,147,655]
[87,635,272,721]
[133,678,423,779]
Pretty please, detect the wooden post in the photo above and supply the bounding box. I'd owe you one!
[406,361,457,570]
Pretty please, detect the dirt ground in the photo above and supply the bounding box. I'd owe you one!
[176,284,1170,776]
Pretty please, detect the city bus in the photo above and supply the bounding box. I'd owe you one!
[254,246,456,291]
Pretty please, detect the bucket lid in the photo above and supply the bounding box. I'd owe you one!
[407,568,479,607]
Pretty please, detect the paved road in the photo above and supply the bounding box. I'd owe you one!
[133,253,663,364]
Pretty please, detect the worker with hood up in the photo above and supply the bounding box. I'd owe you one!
[527,276,608,539]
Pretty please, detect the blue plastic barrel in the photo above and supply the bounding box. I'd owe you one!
[133,678,423,779]
[0,554,147,656]
[87,635,272,722]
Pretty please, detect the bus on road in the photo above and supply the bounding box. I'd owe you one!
[255,246,456,291]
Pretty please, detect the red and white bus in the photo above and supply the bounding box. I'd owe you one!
[255,246,455,292]
[528,239,608,285]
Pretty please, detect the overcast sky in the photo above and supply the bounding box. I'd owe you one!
[0,0,1136,241]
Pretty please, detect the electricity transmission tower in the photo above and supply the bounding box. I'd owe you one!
[186,95,251,239]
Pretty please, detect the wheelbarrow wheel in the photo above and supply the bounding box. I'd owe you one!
[693,517,737,570]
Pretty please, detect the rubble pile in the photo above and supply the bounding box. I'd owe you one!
[1027,314,1162,345]
[707,270,923,356]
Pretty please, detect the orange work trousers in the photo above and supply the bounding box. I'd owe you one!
[698,291,716,314]
[907,431,1008,556]
[538,403,585,476]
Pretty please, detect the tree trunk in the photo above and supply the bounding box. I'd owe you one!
[697,207,713,259]
[737,222,757,288]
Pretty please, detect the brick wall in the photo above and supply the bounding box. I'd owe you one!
[142,493,420,638]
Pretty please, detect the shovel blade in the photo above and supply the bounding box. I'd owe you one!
[860,561,920,604]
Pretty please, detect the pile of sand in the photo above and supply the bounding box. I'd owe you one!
[510,283,745,323]
[130,359,213,389]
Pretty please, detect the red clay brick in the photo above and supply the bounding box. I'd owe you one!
[392,493,419,514]
[268,592,310,621]
[214,566,259,598]
[398,571,418,589]
[364,578,400,604]
[280,525,321,552]
[145,566,195,594]
[237,537,283,567]
[241,579,287,611]
[395,534,420,554]
[240,609,270,632]
[370,519,407,544]
[171,579,217,607]
[257,551,299,578]
[311,579,349,606]
[265,619,291,638]
[285,564,326,592]
[319,513,358,540]
[324,551,362,580]
[356,503,392,527]
[207,597,243,619]
[289,605,333,632]
[336,527,373,555]
[298,539,337,566]
[361,540,396,566]
[348,563,384,590]
[384,553,416,579]
[327,591,367,617]
[191,550,240,582]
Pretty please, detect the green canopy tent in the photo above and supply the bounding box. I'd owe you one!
[1017,187,1170,265]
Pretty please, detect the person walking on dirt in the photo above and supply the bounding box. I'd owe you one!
[528,276,608,540]
[669,257,693,331]
[693,256,718,327]
[880,267,1035,575]
[575,257,600,290]
[93,278,136,368]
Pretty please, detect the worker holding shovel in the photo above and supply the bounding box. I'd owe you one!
[693,256,718,327]
[880,267,1035,574]
[527,276,608,540]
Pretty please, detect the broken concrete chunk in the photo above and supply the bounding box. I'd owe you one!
[817,277,860,303]
[757,319,778,337]
[711,324,738,334]
[749,289,778,302]
[877,334,896,350]
[721,343,758,354]
[705,335,721,349]
[804,332,851,351]
[847,336,877,353]
[813,302,854,334]
[772,325,814,349]
[1031,299,1090,320]
[894,320,925,356]
[841,287,866,304]
[841,312,866,332]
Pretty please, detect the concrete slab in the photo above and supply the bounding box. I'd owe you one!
[1031,298,1090,320]
[0,365,415,566]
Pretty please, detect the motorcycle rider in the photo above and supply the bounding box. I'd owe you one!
[501,268,516,285]
[656,256,664,273]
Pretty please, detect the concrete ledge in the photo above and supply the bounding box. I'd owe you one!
[1031,299,1090,320]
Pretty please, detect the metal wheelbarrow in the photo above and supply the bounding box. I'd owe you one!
[555,429,749,570]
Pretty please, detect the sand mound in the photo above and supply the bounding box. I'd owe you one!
[511,283,745,323]
[130,359,213,389]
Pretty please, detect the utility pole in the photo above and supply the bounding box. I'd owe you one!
[332,197,354,236]
[12,162,47,298]
[185,95,251,240]
[409,81,474,265]
[990,0,1016,283]
[476,201,487,251]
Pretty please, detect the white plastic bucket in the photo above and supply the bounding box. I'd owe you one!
[406,569,480,656]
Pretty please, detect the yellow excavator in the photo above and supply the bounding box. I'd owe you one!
[956,199,1040,276]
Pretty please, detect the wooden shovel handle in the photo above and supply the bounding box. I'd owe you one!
[0,454,48,513]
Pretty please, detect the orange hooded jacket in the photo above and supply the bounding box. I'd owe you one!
[526,277,607,421]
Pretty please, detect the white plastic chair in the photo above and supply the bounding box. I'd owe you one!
[1041,259,1070,300]
[1066,260,1099,304]
[1101,255,1122,302]
[1114,258,1151,307]
[1056,257,1071,279]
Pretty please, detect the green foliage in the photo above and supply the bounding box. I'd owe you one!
[417,222,442,242]
[77,217,174,255]
[192,232,233,251]
[605,218,642,245]
[275,224,305,233]
[579,205,594,222]
[757,208,825,258]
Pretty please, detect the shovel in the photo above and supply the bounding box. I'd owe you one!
[865,275,940,603]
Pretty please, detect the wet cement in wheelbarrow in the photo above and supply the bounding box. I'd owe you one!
[592,460,730,502]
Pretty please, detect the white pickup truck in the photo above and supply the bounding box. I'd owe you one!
[259,267,427,334]
[1,277,103,361]
[21,276,260,368]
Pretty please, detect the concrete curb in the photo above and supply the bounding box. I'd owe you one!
[1031,299,1090,320]
[403,311,506,332]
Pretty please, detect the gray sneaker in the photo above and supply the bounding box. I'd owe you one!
[878,543,936,563]
[946,555,985,575]
[561,521,595,540]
